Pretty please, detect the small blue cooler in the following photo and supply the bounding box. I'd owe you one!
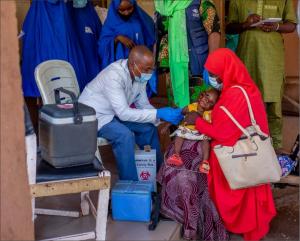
[111,180,153,222]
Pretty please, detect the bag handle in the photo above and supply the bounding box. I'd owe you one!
[220,85,267,139]
[54,87,82,124]
[231,85,257,126]
[220,106,251,139]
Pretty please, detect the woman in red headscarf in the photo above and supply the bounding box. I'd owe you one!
[184,48,276,240]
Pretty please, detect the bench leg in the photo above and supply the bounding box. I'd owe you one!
[95,188,109,241]
[95,171,110,241]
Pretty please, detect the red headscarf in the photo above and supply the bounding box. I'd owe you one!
[205,48,258,93]
[196,48,269,144]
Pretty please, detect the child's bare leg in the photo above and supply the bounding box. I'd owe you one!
[199,140,210,173]
[202,139,210,161]
[167,136,184,166]
[174,136,185,155]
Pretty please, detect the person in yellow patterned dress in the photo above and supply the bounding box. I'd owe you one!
[226,0,297,149]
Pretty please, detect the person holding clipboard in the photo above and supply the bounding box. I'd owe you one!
[226,0,297,151]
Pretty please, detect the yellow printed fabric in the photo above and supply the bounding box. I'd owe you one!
[185,103,198,130]
[183,103,212,130]
[228,0,297,102]
[203,110,212,123]
[200,0,221,35]
[187,102,198,112]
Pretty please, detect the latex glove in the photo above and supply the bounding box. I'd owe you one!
[157,107,183,125]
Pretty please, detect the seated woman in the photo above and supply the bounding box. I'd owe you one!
[98,0,155,70]
[184,48,276,240]
[157,90,228,240]
[166,88,219,170]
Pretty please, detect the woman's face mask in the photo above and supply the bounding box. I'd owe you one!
[208,76,223,91]
[203,68,223,90]
[134,62,153,83]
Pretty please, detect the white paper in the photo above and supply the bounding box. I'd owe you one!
[251,18,282,27]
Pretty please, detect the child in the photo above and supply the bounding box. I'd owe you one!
[167,88,219,173]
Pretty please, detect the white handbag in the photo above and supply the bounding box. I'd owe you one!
[213,85,282,190]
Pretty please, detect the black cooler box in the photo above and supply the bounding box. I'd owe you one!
[39,88,97,168]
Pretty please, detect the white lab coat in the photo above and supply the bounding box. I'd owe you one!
[79,59,157,130]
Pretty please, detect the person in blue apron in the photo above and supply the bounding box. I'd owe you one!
[98,0,157,95]
[21,0,98,97]
[68,1,102,86]
[155,0,221,106]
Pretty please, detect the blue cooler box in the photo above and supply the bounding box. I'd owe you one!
[111,180,153,222]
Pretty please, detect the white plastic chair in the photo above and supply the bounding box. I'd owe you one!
[35,60,80,104]
[34,60,110,155]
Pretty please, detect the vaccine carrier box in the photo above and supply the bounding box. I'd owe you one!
[135,147,157,191]
[39,88,97,168]
[111,180,153,222]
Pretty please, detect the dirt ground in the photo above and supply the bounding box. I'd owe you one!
[267,185,299,241]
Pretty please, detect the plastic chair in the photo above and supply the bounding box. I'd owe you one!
[34,60,110,157]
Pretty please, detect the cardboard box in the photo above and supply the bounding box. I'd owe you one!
[135,148,156,191]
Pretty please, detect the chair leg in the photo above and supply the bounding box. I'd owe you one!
[81,191,90,216]
[95,147,103,164]
[95,171,110,241]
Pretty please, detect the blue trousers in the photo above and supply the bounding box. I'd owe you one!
[98,118,163,180]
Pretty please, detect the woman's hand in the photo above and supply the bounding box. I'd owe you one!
[115,35,136,49]
[181,106,189,115]
[258,22,278,32]
[183,111,200,126]
[242,14,261,30]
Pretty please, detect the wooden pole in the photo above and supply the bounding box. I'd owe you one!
[0,1,34,240]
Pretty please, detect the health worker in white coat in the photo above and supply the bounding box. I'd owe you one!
[79,45,183,180]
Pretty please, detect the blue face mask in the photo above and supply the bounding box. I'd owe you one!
[134,62,153,83]
[208,76,223,90]
[203,68,223,90]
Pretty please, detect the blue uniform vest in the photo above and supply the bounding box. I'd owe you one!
[186,0,208,76]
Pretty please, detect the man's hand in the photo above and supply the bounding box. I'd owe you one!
[115,35,136,49]
[183,111,201,125]
[243,14,261,30]
[157,107,183,125]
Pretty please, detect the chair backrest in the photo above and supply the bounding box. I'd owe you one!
[35,60,80,104]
